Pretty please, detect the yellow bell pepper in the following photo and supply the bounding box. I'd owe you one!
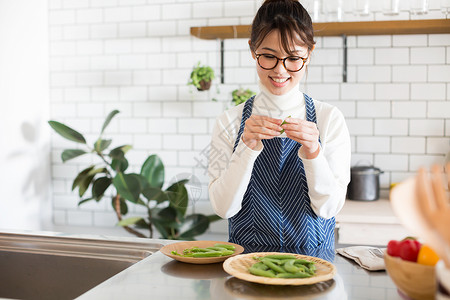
[417,245,440,266]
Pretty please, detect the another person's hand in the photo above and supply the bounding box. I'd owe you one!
[281,117,320,159]
[242,115,282,150]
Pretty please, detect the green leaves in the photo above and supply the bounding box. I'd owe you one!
[142,187,168,204]
[94,139,112,153]
[101,110,120,135]
[113,173,141,203]
[61,149,87,162]
[188,62,215,89]
[167,182,188,217]
[111,197,128,215]
[111,158,129,172]
[232,88,255,106]
[48,121,86,144]
[92,177,111,200]
[72,166,107,197]
[110,145,131,172]
[117,216,144,227]
[141,155,164,188]
[49,109,219,240]
[110,145,132,159]
[178,214,210,240]
[207,214,222,223]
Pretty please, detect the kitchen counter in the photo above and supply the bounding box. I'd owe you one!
[0,230,405,300]
[74,239,404,300]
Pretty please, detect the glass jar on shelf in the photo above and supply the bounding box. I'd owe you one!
[410,0,429,15]
[382,0,401,15]
[353,0,370,16]
[441,0,450,16]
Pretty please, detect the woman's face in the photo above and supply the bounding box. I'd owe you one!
[251,29,311,96]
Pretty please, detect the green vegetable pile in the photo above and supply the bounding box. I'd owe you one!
[248,254,316,278]
[171,243,235,258]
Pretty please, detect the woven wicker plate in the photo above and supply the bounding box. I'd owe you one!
[223,252,336,285]
[160,241,244,264]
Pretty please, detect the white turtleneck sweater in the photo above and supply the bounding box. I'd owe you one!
[208,82,351,220]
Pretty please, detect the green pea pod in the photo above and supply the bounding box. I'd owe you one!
[262,254,297,260]
[192,251,224,257]
[280,115,291,134]
[219,250,234,256]
[279,258,298,264]
[261,258,286,273]
[190,247,213,253]
[252,262,269,271]
[293,262,315,275]
[256,257,285,265]
[283,259,300,273]
[275,272,312,278]
[171,250,193,257]
[214,243,236,250]
[293,258,315,265]
[308,263,316,274]
[206,246,228,251]
[249,266,276,278]
[296,264,309,273]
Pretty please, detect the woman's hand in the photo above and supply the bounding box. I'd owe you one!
[242,115,283,150]
[281,117,320,159]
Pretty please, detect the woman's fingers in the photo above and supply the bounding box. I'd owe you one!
[285,131,316,142]
[242,116,321,156]
[282,119,318,139]
[281,118,320,155]
[251,116,283,131]
[246,116,283,137]
[246,132,279,141]
[241,116,283,149]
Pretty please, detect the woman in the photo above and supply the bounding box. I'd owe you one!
[208,0,351,249]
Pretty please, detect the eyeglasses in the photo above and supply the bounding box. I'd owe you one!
[255,53,308,72]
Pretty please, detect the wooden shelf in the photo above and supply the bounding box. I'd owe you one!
[191,18,450,84]
[191,19,450,40]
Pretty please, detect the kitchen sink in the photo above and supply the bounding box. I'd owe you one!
[0,232,162,300]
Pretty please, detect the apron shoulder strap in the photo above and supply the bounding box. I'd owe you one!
[303,93,317,124]
[304,93,321,145]
[233,95,256,153]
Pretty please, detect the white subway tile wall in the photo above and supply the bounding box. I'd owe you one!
[49,0,450,234]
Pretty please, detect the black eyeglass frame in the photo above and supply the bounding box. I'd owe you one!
[254,52,309,72]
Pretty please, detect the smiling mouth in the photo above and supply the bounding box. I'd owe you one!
[270,77,290,83]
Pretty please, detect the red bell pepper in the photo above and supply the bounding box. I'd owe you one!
[387,240,401,257]
[399,239,421,262]
[387,237,422,262]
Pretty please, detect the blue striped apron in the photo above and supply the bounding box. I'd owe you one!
[229,94,335,250]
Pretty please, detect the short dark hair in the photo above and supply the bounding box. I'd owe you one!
[250,0,315,56]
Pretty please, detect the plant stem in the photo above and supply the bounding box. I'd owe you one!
[113,194,146,238]
[96,151,114,175]
[147,206,153,239]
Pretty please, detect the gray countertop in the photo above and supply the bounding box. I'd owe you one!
[77,241,404,300]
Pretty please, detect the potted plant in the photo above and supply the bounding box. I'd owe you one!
[231,88,256,106]
[49,110,219,240]
[188,62,215,91]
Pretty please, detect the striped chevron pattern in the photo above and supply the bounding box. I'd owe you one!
[229,94,335,250]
